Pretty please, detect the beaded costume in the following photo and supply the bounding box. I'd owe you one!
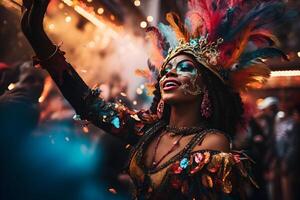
[33,0,291,199]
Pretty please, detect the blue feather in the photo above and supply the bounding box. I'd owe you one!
[224,2,285,41]
[238,47,288,68]
[158,23,178,49]
[217,7,236,38]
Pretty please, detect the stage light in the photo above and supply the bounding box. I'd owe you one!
[147,16,153,22]
[110,15,115,21]
[136,88,143,95]
[271,70,300,77]
[65,16,72,23]
[87,0,93,2]
[8,83,15,90]
[58,3,64,9]
[48,23,55,30]
[134,0,141,7]
[140,21,147,28]
[297,51,300,57]
[97,7,104,15]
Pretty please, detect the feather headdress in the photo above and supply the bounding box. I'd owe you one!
[144,0,291,91]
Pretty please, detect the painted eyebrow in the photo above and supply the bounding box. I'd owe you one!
[163,59,195,73]
[176,59,195,67]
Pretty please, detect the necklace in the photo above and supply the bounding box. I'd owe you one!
[165,125,206,137]
[151,130,184,168]
[150,124,207,168]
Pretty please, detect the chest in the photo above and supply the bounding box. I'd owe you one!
[143,133,195,169]
[128,129,206,190]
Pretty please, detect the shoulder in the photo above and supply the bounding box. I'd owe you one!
[193,130,231,152]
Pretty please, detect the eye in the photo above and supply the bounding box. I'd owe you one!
[160,65,172,76]
[177,62,195,72]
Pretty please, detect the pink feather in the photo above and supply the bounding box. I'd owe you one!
[146,27,165,68]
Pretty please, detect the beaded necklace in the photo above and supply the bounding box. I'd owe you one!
[150,125,207,168]
[150,131,184,168]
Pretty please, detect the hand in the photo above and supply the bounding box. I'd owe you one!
[21,0,50,40]
[21,0,55,59]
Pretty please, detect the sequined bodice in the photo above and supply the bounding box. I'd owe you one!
[127,122,257,200]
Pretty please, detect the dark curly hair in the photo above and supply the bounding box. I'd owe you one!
[149,61,244,139]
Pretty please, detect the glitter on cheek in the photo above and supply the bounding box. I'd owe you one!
[178,69,202,96]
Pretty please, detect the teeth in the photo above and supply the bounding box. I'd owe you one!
[165,82,178,87]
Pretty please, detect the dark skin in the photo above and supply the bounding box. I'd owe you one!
[21,0,230,169]
[144,55,229,167]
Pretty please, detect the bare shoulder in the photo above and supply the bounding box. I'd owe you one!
[193,130,231,152]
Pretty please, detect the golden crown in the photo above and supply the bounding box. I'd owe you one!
[161,35,225,81]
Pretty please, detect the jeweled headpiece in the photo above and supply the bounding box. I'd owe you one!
[138,0,290,92]
[162,36,225,81]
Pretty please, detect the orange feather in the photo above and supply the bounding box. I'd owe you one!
[166,12,188,42]
[224,24,253,68]
[230,64,271,91]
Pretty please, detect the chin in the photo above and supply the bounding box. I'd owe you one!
[161,89,201,105]
[161,91,187,104]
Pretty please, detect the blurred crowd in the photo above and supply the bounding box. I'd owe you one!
[0,60,300,200]
[0,61,141,200]
[234,96,300,200]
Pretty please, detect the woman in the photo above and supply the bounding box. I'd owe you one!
[21,0,289,199]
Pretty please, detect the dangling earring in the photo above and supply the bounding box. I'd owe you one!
[201,87,212,118]
[157,99,165,119]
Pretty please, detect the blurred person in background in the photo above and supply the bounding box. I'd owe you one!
[96,73,133,197]
[273,99,296,200]
[234,98,268,200]
[0,60,44,136]
[285,104,300,200]
[0,61,45,199]
[255,97,282,200]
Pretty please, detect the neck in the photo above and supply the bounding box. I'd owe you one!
[168,101,203,127]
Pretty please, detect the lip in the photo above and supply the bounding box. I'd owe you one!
[162,78,181,91]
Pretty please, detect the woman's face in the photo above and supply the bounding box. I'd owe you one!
[159,54,203,104]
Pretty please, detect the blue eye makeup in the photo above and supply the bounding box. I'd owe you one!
[160,65,172,76]
[160,60,196,77]
[177,61,196,73]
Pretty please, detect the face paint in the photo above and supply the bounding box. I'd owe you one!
[160,60,198,77]
[160,59,202,96]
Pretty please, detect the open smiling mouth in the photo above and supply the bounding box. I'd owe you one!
[163,79,182,91]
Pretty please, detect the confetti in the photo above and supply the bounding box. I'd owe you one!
[136,88,143,95]
[108,188,117,194]
[120,92,127,97]
[73,114,81,121]
[130,114,141,121]
[82,126,89,133]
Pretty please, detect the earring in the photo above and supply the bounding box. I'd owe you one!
[201,87,212,118]
[157,99,165,119]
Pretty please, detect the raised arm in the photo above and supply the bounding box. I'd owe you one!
[21,0,146,143]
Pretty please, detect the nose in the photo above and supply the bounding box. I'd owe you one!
[165,67,177,77]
